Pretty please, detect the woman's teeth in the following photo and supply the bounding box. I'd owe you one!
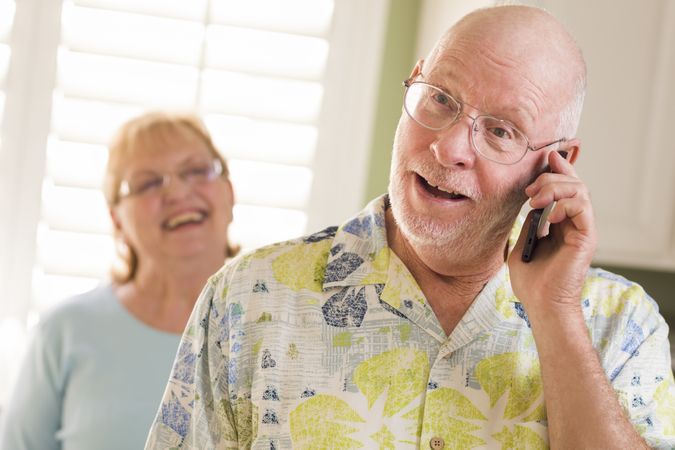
[164,211,205,230]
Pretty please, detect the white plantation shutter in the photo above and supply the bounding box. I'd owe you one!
[0,0,388,400]
[33,0,357,307]
[39,0,206,305]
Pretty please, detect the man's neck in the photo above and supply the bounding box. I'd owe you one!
[384,208,507,336]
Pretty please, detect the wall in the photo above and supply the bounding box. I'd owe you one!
[364,0,420,201]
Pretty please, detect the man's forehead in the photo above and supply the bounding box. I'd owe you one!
[423,7,584,133]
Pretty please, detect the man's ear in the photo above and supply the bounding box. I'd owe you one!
[564,138,581,165]
[409,59,424,79]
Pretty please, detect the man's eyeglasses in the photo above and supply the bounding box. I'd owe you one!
[118,159,224,199]
[402,78,566,165]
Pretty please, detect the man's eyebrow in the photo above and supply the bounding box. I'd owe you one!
[428,77,524,121]
[421,75,471,108]
[490,104,531,121]
[497,105,537,132]
[424,69,539,132]
[420,72,459,96]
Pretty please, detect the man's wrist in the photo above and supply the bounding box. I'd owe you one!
[523,300,586,334]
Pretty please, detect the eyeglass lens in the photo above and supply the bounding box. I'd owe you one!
[404,82,529,164]
[121,159,222,198]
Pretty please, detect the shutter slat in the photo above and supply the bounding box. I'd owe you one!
[61,4,205,65]
[41,183,111,234]
[205,25,328,80]
[46,139,108,189]
[209,0,333,37]
[73,0,208,22]
[230,204,307,251]
[52,96,142,143]
[37,229,114,278]
[32,273,101,309]
[57,50,199,107]
[200,70,323,123]
[205,114,316,166]
[228,159,312,210]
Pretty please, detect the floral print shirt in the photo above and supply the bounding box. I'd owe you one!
[146,195,675,449]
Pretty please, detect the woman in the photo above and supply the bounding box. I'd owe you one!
[0,112,238,449]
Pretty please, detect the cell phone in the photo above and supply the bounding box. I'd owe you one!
[521,150,568,262]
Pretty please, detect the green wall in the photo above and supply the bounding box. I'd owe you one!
[365,0,675,327]
[364,0,421,201]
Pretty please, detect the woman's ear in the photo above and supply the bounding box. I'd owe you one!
[224,179,235,224]
[109,207,123,234]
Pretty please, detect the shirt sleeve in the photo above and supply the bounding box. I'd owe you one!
[145,272,239,449]
[0,321,64,450]
[600,284,675,449]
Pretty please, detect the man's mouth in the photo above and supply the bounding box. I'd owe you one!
[163,211,207,230]
[417,174,468,200]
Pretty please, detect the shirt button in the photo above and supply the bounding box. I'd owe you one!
[429,437,445,449]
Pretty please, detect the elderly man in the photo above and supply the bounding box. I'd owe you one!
[147,6,674,449]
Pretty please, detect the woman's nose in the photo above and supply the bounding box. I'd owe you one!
[162,174,192,199]
[429,115,477,169]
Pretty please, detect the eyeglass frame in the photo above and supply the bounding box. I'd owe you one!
[117,158,224,200]
[402,76,567,165]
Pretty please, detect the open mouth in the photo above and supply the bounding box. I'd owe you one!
[417,174,468,200]
[162,211,207,231]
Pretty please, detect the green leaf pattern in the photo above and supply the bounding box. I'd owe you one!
[271,240,332,293]
[290,349,547,448]
[353,348,429,416]
[475,352,543,420]
[289,394,365,450]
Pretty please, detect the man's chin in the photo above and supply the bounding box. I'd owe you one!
[391,203,466,248]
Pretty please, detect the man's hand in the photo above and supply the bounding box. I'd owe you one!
[507,150,649,449]
[509,150,597,316]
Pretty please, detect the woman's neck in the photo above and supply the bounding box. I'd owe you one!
[115,253,225,334]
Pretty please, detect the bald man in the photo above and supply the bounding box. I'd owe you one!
[147,6,674,449]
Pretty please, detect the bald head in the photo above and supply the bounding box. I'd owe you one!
[425,5,586,137]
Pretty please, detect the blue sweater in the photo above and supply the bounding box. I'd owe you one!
[0,285,181,449]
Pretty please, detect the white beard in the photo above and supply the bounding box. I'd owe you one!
[388,157,530,261]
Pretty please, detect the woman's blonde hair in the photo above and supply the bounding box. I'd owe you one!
[103,111,239,283]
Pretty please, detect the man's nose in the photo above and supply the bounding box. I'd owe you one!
[429,115,477,168]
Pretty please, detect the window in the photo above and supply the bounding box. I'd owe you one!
[38,0,335,306]
[0,0,389,407]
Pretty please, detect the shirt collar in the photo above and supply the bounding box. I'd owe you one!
[320,194,527,344]
[321,194,390,291]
